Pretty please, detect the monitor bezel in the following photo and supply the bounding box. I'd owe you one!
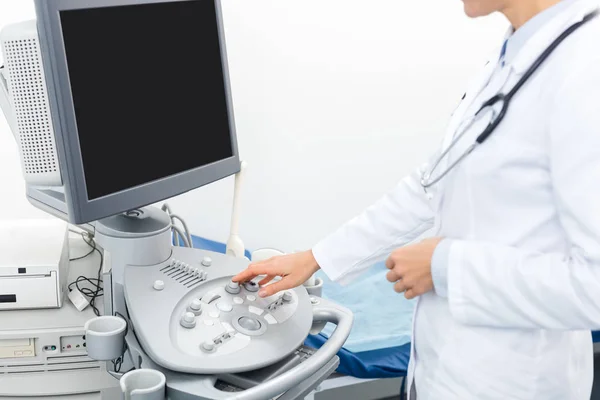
[33,0,240,224]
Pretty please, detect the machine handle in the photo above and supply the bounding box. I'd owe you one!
[229,298,354,400]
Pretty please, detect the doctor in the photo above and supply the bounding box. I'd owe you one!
[234,0,600,398]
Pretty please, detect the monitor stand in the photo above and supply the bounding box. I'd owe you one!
[94,206,173,319]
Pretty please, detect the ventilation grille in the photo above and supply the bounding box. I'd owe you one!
[160,259,207,289]
[0,355,101,375]
[3,35,59,182]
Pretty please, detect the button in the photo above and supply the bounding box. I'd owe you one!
[264,314,277,325]
[201,271,208,280]
[282,291,293,302]
[193,268,200,276]
[14,351,22,356]
[170,259,177,266]
[201,257,212,267]
[180,312,196,329]
[201,341,215,352]
[233,297,244,305]
[153,280,165,291]
[209,311,220,319]
[248,306,264,316]
[222,322,235,334]
[188,299,202,315]
[246,295,256,302]
[238,317,262,331]
[217,302,233,312]
[202,292,220,303]
[244,281,259,292]
[310,296,320,305]
[225,280,241,294]
[190,299,202,310]
[204,320,214,326]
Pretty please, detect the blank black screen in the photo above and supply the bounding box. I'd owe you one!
[60,1,234,200]
[0,295,17,303]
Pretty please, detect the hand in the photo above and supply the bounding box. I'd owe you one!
[232,250,320,298]
[385,237,444,300]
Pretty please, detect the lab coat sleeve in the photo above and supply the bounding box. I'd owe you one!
[312,162,436,286]
[446,59,600,330]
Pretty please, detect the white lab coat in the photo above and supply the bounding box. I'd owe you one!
[312,0,600,399]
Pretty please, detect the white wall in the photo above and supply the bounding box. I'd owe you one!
[0,1,507,247]
[168,0,507,252]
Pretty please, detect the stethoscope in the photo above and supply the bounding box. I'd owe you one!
[420,9,599,192]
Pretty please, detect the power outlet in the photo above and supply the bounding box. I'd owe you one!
[60,335,87,352]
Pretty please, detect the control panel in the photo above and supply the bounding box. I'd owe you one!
[124,247,313,375]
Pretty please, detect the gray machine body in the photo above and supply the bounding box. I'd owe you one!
[92,209,353,400]
[124,297,345,400]
[124,247,314,375]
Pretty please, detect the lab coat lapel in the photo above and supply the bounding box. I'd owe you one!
[431,42,508,209]
[441,56,499,151]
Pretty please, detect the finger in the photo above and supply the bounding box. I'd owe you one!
[394,280,408,294]
[258,279,291,298]
[258,275,276,286]
[405,289,417,300]
[232,264,274,282]
[386,270,400,282]
[232,269,256,283]
[385,256,395,270]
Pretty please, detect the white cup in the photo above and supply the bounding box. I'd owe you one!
[84,316,127,361]
[120,369,166,400]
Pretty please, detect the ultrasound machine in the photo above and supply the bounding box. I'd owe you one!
[0,1,353,398]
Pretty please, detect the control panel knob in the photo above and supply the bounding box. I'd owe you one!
[153,280,165,291]
[225,280,241,294]
[243,281,259,293]
[189,299,202,315]
[201,257,212,267]
[282,291,293,303]
[238,316,262,332]
[180,312,196,329]
[201,341,215,352]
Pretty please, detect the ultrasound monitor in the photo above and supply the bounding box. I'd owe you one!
[27,0,240,224]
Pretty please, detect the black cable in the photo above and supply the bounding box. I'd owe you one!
[68,232,104,316]
[112,311,129,373]
[69,247,95,262]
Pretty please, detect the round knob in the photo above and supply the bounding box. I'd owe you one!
[282,291,293,303]
[244,281,259,293]
[201,341,215,352]
[225,280,241,294]
[201,257,212,267]
[180,312,196,329]
[190,299,202,311]
[153,280,165,291]
[238,317,262,332]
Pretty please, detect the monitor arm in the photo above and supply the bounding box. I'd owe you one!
[0,64,17,139]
